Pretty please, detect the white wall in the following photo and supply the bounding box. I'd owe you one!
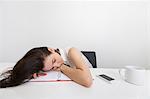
[0,2,2,60]
[148,2,150,69]
[0,1,149,68]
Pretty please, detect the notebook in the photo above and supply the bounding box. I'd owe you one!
[30,71,71,82]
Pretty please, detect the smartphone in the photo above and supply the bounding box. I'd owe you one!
[97,74,115,83]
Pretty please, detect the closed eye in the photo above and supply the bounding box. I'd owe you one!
[52,59,56,64]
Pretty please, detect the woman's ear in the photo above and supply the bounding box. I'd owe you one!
[48,48,55,53]
[33,73,37,79]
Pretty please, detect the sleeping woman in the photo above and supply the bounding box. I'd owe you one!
[0,47,93,88]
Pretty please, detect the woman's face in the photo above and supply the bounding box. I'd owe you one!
[43,48,64,71]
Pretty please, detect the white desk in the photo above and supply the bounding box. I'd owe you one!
[0,63,150,99]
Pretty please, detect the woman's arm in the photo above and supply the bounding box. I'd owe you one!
[60,47,93,87]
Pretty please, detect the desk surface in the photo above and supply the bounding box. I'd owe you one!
[0,63,150,99]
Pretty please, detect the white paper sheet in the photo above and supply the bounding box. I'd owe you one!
[30,71,71,82]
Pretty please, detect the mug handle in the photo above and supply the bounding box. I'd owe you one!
[119,68,125,80]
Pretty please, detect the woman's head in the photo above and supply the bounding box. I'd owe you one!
[43,48,64,71]
[0,47,55,88]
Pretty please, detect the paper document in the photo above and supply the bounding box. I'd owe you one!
[30,71,71,82]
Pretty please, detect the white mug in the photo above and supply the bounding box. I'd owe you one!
[119,66,146,85]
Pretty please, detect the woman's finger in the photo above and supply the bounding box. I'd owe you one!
[53,68,60,71]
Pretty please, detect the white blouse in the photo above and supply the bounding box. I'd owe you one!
[59,47,92,68]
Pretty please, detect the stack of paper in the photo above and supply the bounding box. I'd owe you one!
[30,71,71,82]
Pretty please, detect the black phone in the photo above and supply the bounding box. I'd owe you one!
[98,74,115,81]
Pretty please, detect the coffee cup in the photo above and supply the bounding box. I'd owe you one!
[119,65,146,85]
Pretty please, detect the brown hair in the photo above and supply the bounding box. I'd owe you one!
[0,47,51,88]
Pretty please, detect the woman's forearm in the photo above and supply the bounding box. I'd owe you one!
[60,64,92,87]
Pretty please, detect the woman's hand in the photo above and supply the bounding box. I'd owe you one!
[32,72,47,79]
[51,61,64,71]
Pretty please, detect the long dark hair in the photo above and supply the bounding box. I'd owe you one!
[0,47,51,88]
